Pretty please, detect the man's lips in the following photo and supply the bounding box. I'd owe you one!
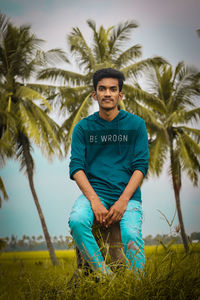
[102,99,113,102]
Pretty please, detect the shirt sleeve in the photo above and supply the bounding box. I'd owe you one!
[69,122,86,180]
[131,119,149,176]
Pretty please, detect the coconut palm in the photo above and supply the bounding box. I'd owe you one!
[38,19,166,153]
[0,13,65,265]
[134,62,200,253]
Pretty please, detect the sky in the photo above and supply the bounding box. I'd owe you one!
[0,0,200,240]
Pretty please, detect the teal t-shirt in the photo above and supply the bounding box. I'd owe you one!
[69,110,149,202]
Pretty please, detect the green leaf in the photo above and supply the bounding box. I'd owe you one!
[65,93,91,154]
[0,176,9,208]
[16,86,52,111]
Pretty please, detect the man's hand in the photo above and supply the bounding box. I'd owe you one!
[104,199,128,227]
[73,170,108,225]
[91,200,109,225]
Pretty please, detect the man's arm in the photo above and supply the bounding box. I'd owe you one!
[70,123,108,225]
[73,170,108,224]
[104,170,144,227]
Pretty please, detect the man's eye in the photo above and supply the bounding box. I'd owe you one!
[111,88,117,92]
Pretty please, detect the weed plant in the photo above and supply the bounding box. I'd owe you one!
[0,244,200,300]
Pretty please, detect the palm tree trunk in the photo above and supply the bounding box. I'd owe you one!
[21,134,59,266]
[169,142,189,254]
[172,179,189,253]
[27,170,59,265]
[172,175,189,253]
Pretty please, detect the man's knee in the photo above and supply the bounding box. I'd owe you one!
[121,227,143,249]
[69,211,92,233]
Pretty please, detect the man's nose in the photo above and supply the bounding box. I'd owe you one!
[105,89,111,96]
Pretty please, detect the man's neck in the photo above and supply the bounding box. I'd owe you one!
[99,108,119,122]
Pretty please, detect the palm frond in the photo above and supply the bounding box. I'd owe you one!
[124,95,163,131]
[0,176,8,207]
[124,84,166,114]
[87,19,99,58]
[176,65,199,82]
[121,56,167,79]
[2,24,43,79]
[59,85,91,114]
[109,20,138,55]
[97,25,110,62]
[18,102,42,145]
[38,68,87,85]
[177,133,200,185]
[41,48,69,66]
[173,88,198,111]
[68,25,96,71]
[64,93,91,154]
[183,107,200,122]
[18,100,62,158]
[172,61,184,86]
[176,126,200,143]
[16,86,52,111]
[0,108,18,164]
[166,109,183,127]
[177,129,200,155]
[114,44,142,68]
[148,132,168,175]
[27,83,58,98]
[31,106,62,158]
[154,65,173,104]
[0,12,9,44]
[87,20,111,63]
[173,66,200,109]
[118,100,126,110]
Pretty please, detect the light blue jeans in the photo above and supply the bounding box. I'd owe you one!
[68,194,145,274]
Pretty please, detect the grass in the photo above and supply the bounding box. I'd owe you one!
[0,244,200,299]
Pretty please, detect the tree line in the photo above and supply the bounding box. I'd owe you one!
[0,235,74,251]
[0,11,200,265]
[1,232,200,252]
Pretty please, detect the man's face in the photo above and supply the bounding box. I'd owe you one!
[92,78,123,111]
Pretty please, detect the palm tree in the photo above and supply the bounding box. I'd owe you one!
[38,19,166,153]
[134,62,200,253]
[0,13,65,265]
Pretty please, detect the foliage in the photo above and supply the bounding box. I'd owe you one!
[0,238,7,252]
[1,232,200,252]
[136,63,200,253]
[38,19,166,153]
[1,235,75,251]
[143,63,200,180]
[0,12,64,265]
[0,246,200,299]
[0,176,8,207]
[0,13,63,163]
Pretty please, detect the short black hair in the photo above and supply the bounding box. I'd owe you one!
[93,68,125,92]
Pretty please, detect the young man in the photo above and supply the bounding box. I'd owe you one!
[69,68,149,275]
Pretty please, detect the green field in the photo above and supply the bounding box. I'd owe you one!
[0,244,200,299]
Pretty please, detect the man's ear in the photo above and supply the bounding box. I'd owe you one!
[92,91,97,100]
[119,92,123,101]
